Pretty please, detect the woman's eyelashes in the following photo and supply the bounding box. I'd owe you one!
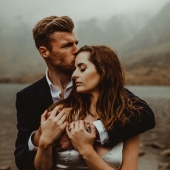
[80,68,86,72]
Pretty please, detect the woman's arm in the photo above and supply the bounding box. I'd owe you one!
[120,135,140,170]
[34,107,67,170]
[81,135,140,170]
[66,120,117,170]
[66,120,140,170]
[34,143,53,170]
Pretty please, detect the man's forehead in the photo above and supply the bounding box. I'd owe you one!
[53,31,78,42]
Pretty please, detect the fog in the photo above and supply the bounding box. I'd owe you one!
[0,0,169,26]
[0,0,170,80]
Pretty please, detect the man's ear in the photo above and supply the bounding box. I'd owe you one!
[39,46,50,59]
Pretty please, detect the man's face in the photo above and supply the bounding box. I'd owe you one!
[48,31,79,74]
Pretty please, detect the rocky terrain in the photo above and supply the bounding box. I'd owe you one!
[0,85,170,170]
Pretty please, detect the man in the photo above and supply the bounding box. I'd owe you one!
[14,16,155,170]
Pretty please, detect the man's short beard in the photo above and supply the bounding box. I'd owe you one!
[54,65,74,76]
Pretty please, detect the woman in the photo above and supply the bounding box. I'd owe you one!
[35,45,142,170]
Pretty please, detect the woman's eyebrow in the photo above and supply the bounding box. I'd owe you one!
[77,63,86,67]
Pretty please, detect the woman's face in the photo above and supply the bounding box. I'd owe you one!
[72,51,100,94]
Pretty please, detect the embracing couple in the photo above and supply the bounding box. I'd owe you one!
[14,16,155,170]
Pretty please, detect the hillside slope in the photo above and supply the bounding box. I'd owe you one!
[120,2,170,85]
[121,2,170,54]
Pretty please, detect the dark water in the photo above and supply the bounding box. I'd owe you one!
[126,85,170,99]
[0,84,170,170]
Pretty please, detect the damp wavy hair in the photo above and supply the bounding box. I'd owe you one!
[48,45,142,130]
[32,16,74,51]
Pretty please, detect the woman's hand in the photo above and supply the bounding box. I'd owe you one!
[66,120,96,154]
[66,120,117,170]
[39,106,67,147]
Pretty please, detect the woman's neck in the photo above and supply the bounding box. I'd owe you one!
[89,91,99,119]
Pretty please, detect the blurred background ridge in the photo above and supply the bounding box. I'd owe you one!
[0,0,170,85]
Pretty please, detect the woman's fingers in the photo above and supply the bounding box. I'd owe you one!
[89,122,96,135]
[48,106,66,122]
[69,122,75,129]
[55,110,66,122]
[79,120,85,129]
[50,105,61,117]
[74,120,80,129]
[66,121,76,135]
[66,123,71,137]
[41,110,48,121]
[65,120,96,153]
[58,114,67,128]
[47,111,51,118]
[61,121,67,129]
[66,120,96,137]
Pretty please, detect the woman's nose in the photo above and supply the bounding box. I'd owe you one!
[72,69,78,79]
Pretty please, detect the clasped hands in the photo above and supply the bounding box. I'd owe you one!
[33,106,96,152]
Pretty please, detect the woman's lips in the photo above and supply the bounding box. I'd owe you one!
[75,82,81,86]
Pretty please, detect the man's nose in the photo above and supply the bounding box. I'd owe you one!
[73,44,79,54]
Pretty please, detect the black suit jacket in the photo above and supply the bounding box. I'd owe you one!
[14,76,155,170]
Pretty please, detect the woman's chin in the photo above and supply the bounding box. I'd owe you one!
[76,88,88,94]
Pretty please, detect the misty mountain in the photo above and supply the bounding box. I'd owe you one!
[0,2,169,85]
[76,14,148,50]
[120,1,170,55]
[0,12,149,78]
[0,16,46,78]
[119,2,170,71]
[118,2,170,85]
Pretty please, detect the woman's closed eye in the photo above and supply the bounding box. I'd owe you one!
[80,68,86,72]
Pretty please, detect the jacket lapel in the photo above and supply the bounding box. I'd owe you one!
[38,76,53,112]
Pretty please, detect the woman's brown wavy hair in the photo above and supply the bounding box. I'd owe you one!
[48,45,141,130]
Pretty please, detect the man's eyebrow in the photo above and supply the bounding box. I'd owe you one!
[61,40,78,46]
[61,42,73,46]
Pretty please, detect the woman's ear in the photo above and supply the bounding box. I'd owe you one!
[39,46,50,59]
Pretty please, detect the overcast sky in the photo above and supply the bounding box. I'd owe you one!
[0,0,170,27]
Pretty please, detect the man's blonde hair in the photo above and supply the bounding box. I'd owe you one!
[32,16,74,51]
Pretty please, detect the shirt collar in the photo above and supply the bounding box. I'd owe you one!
[45,68,73,98]
[46,68,52,86]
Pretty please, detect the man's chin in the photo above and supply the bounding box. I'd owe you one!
[56,67,74,75]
